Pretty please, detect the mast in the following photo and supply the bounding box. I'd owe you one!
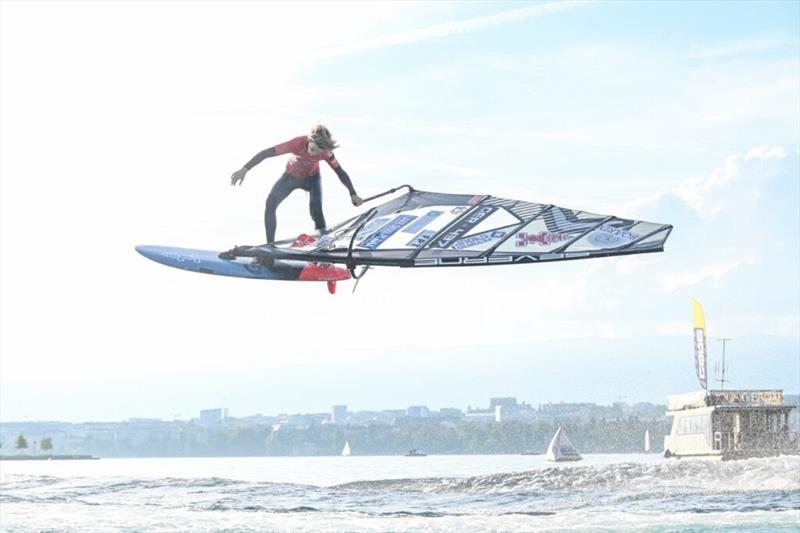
[716,338,732,390]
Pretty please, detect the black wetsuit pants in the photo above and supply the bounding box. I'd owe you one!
[265,173,325,244]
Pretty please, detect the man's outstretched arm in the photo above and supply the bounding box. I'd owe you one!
[230,147,278,186]
[231,137,305,186]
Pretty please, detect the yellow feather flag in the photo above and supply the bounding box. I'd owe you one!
[691,298,708,390]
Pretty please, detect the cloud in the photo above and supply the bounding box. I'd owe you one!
[612,145,796,298]
[315,1,593,59]
[673,145,787,216]
[614,256,653,275]
[744,145,787,160]
[660,257,757,292]
[416,161,499,179]
[687,38,788,60]
[684,76,800,125]
[657,321,690,336]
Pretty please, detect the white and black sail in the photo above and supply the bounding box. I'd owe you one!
[228,186,672,273]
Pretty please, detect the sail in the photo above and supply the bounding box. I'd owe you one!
[644,429,651,453]
[341,441,351,456]
[545,426,582,462]
[691,298,708,390]
[229,187,673,270]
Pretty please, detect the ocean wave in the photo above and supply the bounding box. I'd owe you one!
[378,510,450,518]
[333,455,800,494]
[1,474,246,491]
[3,456,797,519]
[0,474,310,505]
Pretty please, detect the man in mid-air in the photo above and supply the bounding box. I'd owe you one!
[230,124,363,244]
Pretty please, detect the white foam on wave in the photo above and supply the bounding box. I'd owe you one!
[337,455,800,494]
[2,503,798,532]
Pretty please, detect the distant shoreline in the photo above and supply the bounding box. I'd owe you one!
[0,452,653,460]
[0,454,99,461]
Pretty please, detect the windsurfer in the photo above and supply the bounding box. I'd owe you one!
[230,125,363,244]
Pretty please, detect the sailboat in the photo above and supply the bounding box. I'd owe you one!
[545,426,582,462]
[644,429,651,453]
[341,440,351,456]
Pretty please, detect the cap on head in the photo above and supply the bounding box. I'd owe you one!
[310,124,339,150]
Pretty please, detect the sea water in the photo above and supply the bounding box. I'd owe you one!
[1,454,798,532]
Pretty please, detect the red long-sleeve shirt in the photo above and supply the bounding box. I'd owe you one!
[274,136,341,178]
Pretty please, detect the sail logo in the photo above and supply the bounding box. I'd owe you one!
[414,256,513,266]
[451,230,506,250]
[434,206,496,248]
[358,215,416,250]
[402,210,443,234]
[355,217,390,241]
[516,231,571,247]
[407,230,435,248]
[587,225,638,247]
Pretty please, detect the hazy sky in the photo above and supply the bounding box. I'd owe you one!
[2,1,798,422]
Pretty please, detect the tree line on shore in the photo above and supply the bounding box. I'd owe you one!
[6,416,670,457]
[0,434,53,454]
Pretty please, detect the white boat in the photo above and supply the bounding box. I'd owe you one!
[545,426,582,462]
[341,441,351,456]
[645,429,651,453]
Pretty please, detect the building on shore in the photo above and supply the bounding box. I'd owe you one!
[331,405,348,424]
[199,408,227,426]
[406,406,430,418]
[664,389,797,460]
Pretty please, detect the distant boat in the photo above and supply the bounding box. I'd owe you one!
[644,429,651,453]
[404,449,426,457]
[545,426,582,462]
[341,441,351,456]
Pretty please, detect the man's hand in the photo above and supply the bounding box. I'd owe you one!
[230,168,248,186]
[351,194,363,207]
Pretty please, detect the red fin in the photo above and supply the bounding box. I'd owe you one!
[327,280,337,295]
[298,262,351,282]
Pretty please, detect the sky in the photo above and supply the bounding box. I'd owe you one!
[1,1,798,422]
